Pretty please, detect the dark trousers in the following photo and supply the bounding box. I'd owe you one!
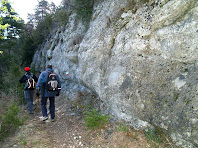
[24,90,34,112]
[41,96,55,119]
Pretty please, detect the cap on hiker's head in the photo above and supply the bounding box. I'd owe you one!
[47,64,52,69]
[25,67,30,71]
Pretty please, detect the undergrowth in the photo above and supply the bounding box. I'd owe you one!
[144,128,177,148]
[0,103,26,141]
[144,129,162,147]
[115,123,129,132]
[83,109,110,130]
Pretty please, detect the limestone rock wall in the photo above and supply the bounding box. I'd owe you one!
[32,0,198,147]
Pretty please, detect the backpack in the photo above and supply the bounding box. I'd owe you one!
[46,71,58,91]
[24,73,35,89]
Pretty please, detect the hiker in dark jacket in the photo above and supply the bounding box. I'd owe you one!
[36,64,61,122]
[19,67,38,114]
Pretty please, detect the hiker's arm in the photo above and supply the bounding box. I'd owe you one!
[36,72,45,90]
[19,75,26,83]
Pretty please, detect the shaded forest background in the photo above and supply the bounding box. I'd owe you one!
[0,0,94,140]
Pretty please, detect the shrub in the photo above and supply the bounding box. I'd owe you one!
[73,0,94,26]
[144,129,162,147]
[116,123,129,132]
[21,36,36,65]
[0,103,24,141]
[83,109,110,130]
[2,63,25,104]
[44,14,53,31]
[54,9,69,27]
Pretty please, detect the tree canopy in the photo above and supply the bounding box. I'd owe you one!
[0,0,23,39]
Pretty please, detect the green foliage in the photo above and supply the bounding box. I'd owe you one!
[0,3,25,109]
[174,93,179,101]
[141,0,149,3]
[16,83,25,105]
[0,39,20,71]
[0,41,10,79]
[33,21,46,45]
[73,0,94,26]
[0,0,23,39]
[116,123,129,132]
[0,70,3,89]
[184,68,188,72]
[21,14,52,65]
[144,129,162,147]
[30,65,36,74]
[2,63,25,104]
[22,14,52,65]
[20,137,27,145]
[0,103,24,141]
[44,14,53,30]
[54,9,69,27]
[34,0,51,21]
[3,63,22,89]
[21,13,53,65]
[83,109,110,130]
[21,36,36,65]
[0,1,24,85]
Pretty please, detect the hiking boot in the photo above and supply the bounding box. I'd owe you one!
[42,116,48,121]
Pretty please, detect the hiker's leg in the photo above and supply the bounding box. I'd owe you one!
[41,97,48,117]
[49,97,55,119]
[29,90,34,105]
[24,90,33,113]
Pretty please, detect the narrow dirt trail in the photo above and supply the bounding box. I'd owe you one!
[1,96,170,148]
[1,96,90,148]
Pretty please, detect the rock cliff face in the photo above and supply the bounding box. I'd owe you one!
[32,0,198,147]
